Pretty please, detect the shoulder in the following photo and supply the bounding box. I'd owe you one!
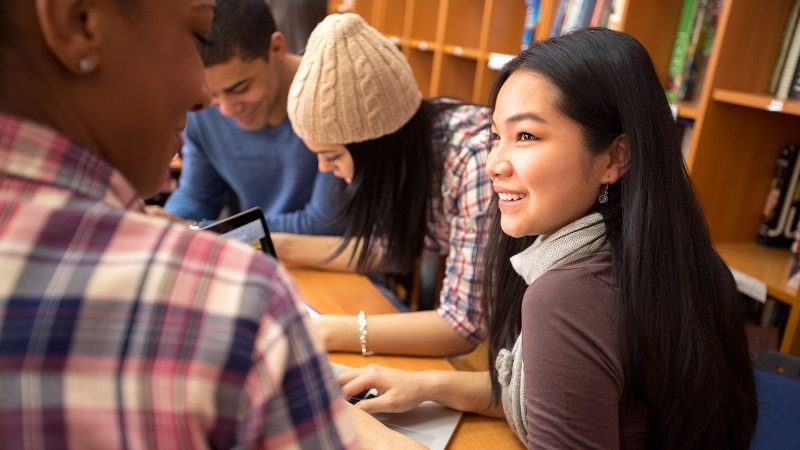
[523,252,617,327]
[432,101,492,152]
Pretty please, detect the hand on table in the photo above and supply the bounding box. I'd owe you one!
[338,364,427,414]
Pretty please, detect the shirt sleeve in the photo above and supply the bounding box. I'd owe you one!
[240,264,359,449]
[521,266,624,450]
[267,171,347,236]
[164,122,228,221]
[436,107,493,344]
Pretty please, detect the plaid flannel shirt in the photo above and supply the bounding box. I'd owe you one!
[428,103,493,344]
[0,113,358,450]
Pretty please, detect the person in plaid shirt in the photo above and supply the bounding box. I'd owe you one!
[0,0,359,448]
[274,13,493,357]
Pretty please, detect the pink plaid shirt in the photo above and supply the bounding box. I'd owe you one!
[0,112,358,449]
[428,103,493,343]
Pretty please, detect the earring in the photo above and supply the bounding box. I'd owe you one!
[78,57,94,73]
[598,183,609,204]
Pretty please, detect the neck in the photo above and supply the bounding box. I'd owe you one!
[266,53,301,126]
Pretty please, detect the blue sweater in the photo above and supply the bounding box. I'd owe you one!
[165,107,345,235]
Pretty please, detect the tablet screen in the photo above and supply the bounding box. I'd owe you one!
[201,207,277,258]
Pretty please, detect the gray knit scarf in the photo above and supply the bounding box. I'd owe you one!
[495,213,607,443]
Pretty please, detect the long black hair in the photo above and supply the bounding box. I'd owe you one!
[336,99,458,272]
[482,28,756,449]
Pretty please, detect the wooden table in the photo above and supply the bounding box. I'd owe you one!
[290,269,525,450]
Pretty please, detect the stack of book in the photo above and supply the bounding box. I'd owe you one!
[548,0,627,37]
[665,0,723,104]
[770,0,800,101]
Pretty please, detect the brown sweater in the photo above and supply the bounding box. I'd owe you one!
[521,252,648,449]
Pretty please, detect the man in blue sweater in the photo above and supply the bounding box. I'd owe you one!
[163,0,345,235]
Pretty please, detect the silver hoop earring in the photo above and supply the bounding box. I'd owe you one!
[78,58,94,73]
[598,183,609,204]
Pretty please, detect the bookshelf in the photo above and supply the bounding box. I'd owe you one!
[329,0,800,355]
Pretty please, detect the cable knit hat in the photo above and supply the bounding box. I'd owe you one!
[287,13,423,145]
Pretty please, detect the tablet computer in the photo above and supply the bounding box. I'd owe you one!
[201,207,277,258]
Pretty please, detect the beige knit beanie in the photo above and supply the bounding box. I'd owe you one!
[288,13,423,145]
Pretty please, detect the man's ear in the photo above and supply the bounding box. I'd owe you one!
[268,31,288,62]
[35,0,104,75]
[603,134,630,184]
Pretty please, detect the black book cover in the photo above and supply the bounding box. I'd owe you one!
[757,144,800,248]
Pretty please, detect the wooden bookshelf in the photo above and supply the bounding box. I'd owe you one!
[329,0,800,355]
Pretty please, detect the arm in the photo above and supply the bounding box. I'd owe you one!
[435,126,494,345]
[163,120,228,221]
[348,405,426,450]
[271,233,362,272]
[315,310,476,356]
[338,365,503,418]
[267,171,348,236]
[522,267,624,449]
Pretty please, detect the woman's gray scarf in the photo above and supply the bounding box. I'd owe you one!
[495,213,607,442]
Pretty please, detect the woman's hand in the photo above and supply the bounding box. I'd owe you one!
[347,403,426,449]
[338,364,428,414]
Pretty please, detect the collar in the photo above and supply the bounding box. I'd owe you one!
[510,213,607,285]
[0,111,143,212]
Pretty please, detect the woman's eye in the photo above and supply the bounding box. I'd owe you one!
[519,132,539,141]
[489,132,500,142]
[194,33,212,47]
[326,155,341,163]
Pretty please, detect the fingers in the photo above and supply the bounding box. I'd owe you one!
[339,366,381,398]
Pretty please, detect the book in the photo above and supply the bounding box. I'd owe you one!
[550,0,569,37]
[673,0,708,101]
[589,0,607,26]
[561,0,585,34]
[666,0,700,103]
[757,144,800,248]
[770,0,800,96]
[598,0,615,28]
[521,0,541,50]
[576,0,597,30]
[776,16,800,100]
[680,0,722,102]
[789,54,800,100]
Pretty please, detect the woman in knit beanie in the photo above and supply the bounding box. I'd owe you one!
[277,13,493,357]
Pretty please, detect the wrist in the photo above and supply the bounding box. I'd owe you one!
[315,315,360,352]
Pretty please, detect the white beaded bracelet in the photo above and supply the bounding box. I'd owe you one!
[358,310,374,356]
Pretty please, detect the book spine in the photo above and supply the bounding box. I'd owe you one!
[757,144,800,248]
[576,0,597,28]
[599,0,615,28]
[675,0,708,100]
[789,53,800,100]
[777,21,800,99]
[769,0,800,95]
[589,0,606,26]
[680,0,722,101]
[550,0,569,37]
[562,0,585,34]
[522,0,536,50]
[666,0,700,103]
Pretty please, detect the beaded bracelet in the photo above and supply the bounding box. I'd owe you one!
[357,310,375,356]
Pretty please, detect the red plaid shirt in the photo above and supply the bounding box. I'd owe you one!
[0,112,359,449]
[428,103,493,343]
